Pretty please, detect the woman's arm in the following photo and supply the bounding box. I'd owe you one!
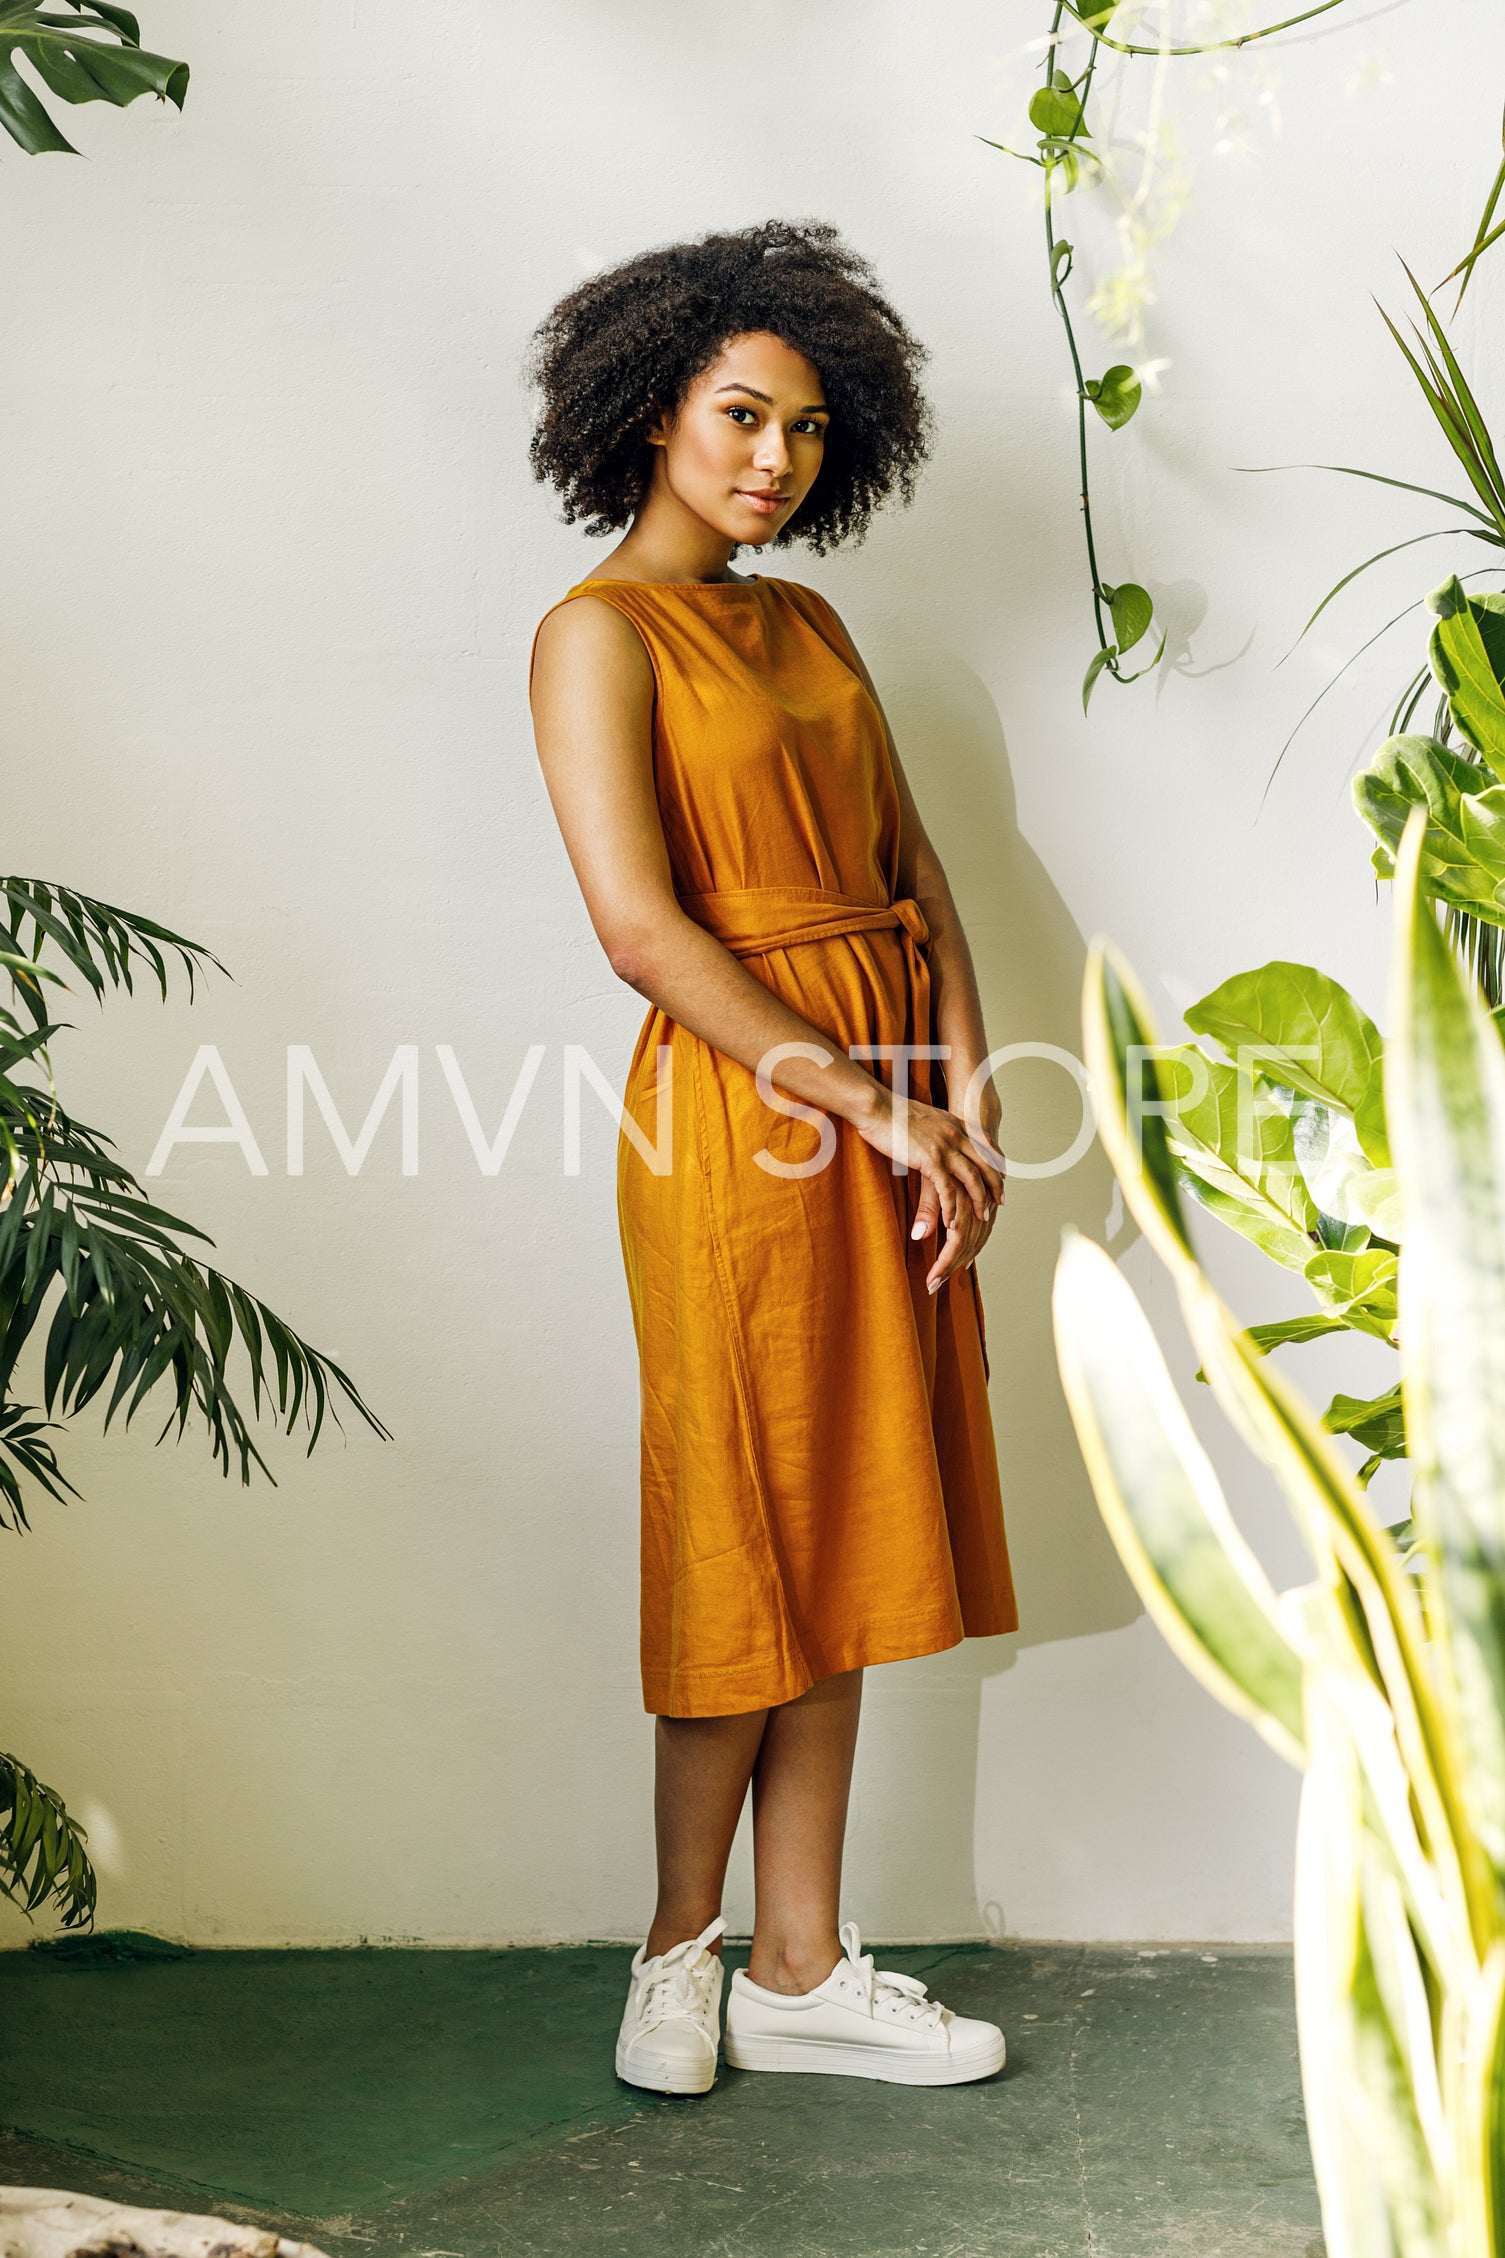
[831,618,1007,1237]
[529,594,997,1288]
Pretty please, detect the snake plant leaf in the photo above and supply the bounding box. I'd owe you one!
[1303,1248,1400,1342]
[0,3,188,157]
[1085,365,1141,430]
[1101,580,1152,654]
[1082,942,1194,1266]
[1426,578,1505,781]
[1185,961,1390,1169]
[1471,1943,1505,2251]
[1389,810,1505,1876]
[1291,1670,1396,2258]
[1354,734,1505,927]
[1053,1231,1306,1765]
[1351,1851,1452,2255]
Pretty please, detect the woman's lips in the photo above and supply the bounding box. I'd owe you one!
[737,490,787,515]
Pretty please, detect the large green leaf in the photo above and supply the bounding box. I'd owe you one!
[1355,734,1505,928]
[1186,961,1390,1167]
[1389,811,1505,1876]
[1303,1248,1400,1342]
[1426,577,1505,782]
[1158,1045,1318,1248]
[0,3,188,156]
[1053,1231,1305,1765]
[1179,1166,1318,1271]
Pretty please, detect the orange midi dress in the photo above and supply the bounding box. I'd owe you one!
[538,572,1018,1717]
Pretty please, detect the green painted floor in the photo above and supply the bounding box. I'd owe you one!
[0,1936,1322,2257]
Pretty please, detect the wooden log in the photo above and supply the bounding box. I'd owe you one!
[0,2190,330,2258]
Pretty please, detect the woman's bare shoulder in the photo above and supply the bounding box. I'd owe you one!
[529,587,655,705]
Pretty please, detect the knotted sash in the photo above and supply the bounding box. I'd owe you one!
[676,882,935,1099]
[675,882,991,1360]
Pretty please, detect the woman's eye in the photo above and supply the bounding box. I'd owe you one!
[725,406,757,425]
[794,419,826,436]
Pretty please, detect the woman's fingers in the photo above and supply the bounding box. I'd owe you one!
[950,1151,993,1222]
[925,1180,987,1292]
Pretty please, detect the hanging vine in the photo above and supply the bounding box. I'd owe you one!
[987,1,1501,711]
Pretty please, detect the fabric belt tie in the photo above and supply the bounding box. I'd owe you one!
[676,885,930,960]
[677,884,936,1104]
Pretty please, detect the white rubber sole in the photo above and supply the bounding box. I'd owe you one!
[722,2026,1005,2086]
[614,2036,719,2096]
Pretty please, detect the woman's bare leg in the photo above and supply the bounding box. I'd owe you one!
[746,1668,864,1994]
[645,1707,768,1959]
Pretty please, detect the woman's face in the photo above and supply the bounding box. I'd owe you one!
[646,330,828,548]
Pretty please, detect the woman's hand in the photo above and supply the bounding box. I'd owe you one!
[855,1077,1007,1295]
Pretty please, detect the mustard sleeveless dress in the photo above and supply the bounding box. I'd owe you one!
[537,572,1018,1716]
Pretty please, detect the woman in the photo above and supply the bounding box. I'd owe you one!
[527,220,1018,2095]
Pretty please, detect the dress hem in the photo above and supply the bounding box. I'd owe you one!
[642,1604,1019,1719]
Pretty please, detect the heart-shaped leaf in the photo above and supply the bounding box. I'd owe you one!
[1086,364,1142,430]
[1101,581,1153,654]
[1030,73,1084,139]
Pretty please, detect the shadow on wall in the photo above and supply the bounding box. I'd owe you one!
[895,650,1141,1653]
[829,646,1146,1940]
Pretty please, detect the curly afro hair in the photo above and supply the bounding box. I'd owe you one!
[525,219,934,556]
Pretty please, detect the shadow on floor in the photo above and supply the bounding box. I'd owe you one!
[0,1939,1322,2258]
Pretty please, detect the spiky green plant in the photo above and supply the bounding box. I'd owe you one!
[1054,813,1505,2256]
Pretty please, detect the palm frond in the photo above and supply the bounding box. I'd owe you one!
[0,1752,95,1929]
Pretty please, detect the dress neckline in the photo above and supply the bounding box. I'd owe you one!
[572,574,767,592]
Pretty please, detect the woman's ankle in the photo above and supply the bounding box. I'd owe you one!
[746,1933,842,1996]
[644,1909,724,1960]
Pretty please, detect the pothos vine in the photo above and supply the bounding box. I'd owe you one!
[988,1,1502,712]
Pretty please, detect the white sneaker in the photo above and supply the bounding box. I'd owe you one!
[615,1915,726,2095]
[723,1922,1005,2086]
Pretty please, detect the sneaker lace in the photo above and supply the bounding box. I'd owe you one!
[638,1915,725,2028]
[837,1920,946,2030]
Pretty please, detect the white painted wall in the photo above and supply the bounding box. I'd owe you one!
[1,0,1489,1946]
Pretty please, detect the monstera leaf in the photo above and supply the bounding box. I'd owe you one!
[1354,733,1505,927]
[0,3,187,155]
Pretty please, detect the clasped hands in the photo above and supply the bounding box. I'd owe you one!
[855,1073,1006,1297]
